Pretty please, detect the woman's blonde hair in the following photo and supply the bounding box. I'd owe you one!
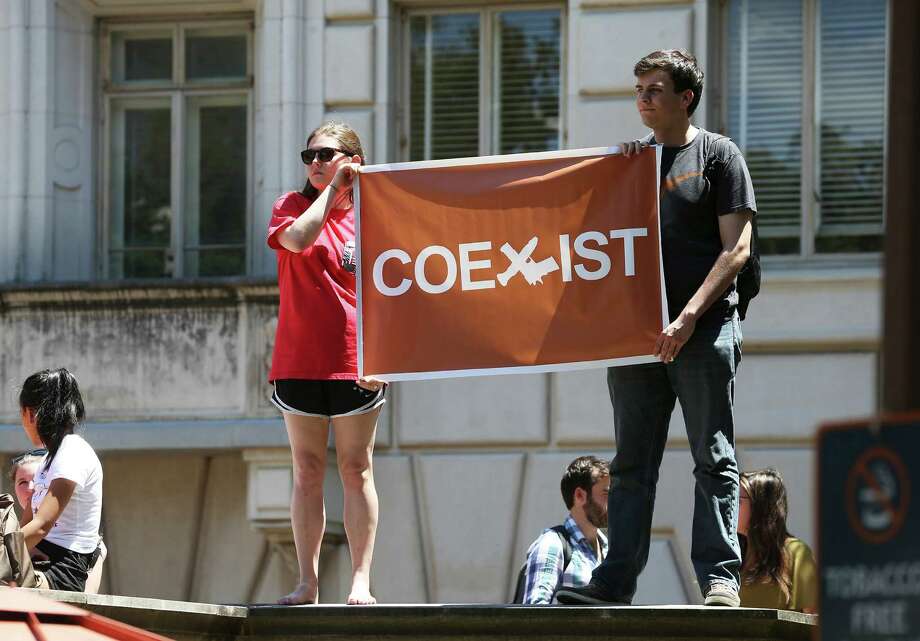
[301,121,366,200]
[8,451,44,482]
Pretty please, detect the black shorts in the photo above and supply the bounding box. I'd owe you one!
[271,379,387,419]
[34,539,96,592]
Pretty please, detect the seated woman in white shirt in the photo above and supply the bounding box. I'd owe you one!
[9,448,106,593]
[16,368,103,592]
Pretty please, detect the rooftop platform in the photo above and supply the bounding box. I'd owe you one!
[36,590,818,641]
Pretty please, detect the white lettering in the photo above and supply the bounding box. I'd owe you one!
[415,245,457,295]
[371,226,649,296]
[850,601,908,635]
[372,249,412,297]
[610,227,648,277]
[574,231,610,281]
[459,241,495,291]
[559,234,573,282]
[826,562,920,599]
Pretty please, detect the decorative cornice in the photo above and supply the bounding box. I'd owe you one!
[326,14,375,24]
[325,100,375,110]
[580,0,693,9]
[0,279,278,311]
[743,338,879,354]
[579,87,636,99]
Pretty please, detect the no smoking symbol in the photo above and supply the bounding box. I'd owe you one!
[846,447,911,544]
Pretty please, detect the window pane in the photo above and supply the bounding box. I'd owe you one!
[409,14,480,160]
[726,0,802,253]
[185,32,247,80]
[110,250,172,279]
[184,99,247,277]
[186,248,246,277]
[817,0,885,251]
[495,10,561,154]
[409,16,427,161]
[110,103,172,278]
[111,32,173,82]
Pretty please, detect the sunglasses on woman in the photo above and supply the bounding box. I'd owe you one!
[11,448,47,464]
[301,147,347,164]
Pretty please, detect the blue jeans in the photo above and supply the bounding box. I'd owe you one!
[593,315,743,601]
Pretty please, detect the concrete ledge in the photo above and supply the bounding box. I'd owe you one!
[0,419,288,454]
[0,277,279,310]
[38,590,246,641]
[39,591,817,641]
[247,603,815,640]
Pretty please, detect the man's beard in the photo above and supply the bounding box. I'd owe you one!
[584,495,608,528]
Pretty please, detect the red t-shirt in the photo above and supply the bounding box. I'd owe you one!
[267,191,358,381]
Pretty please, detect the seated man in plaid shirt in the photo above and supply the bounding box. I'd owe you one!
[520,456,610,604]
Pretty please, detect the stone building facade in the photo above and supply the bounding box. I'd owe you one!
[0,0,883,604]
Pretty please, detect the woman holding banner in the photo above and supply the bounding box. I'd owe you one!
[267,122,385,605]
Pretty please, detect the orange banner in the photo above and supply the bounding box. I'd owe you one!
[355,146,666,380]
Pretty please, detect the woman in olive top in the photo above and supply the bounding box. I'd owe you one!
[738,469,817,613]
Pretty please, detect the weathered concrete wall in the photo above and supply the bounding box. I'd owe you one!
[0,284,278,420]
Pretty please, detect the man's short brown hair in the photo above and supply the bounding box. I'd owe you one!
[634,49,704,116]
[560,456,609,509]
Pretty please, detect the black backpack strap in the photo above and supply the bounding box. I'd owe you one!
[511,524,575,603]
[701,131,760,321]
[549,524,573,572]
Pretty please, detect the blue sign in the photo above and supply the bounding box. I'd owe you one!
[819,416,920,641]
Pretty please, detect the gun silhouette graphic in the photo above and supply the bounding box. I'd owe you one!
[497,238,560,287]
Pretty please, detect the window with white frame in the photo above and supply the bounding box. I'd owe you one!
[103,20,252,279]
[404,6,563,161]
[722,0,887,255]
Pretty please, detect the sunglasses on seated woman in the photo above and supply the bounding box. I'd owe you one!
[301,147,348,164]
[11,448,47,464]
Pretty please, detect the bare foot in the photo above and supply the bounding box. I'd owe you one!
[278,582,318,605]
[346,577,376,605]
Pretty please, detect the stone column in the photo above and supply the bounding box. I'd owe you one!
[252,0,317,277]
[565,0,702,148]
[1,0,34,282]
[0,0,94,283]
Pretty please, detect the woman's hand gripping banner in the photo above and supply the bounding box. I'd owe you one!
[355,146,666,380]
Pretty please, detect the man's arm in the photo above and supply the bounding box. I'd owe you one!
[654,210,753,363]
[521,532,566,604]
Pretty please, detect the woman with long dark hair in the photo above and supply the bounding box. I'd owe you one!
[738,469,817,612]
[17,368,103,592]
[268,122,384,605]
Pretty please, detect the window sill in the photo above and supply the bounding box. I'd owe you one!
[761,254,881,285]
[0,276,279,311]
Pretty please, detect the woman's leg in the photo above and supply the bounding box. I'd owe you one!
[84,542,107,594]
[279,412,330,605]
[332,407,381,605]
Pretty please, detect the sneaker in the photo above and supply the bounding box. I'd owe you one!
[703,581,740,607]
[555,582,631,605]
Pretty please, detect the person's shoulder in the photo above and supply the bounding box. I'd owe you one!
[529,526,567,553]
[699,129,743,160]
[785,537,816,561]
[59,434,100,465]
[273,191,309,215]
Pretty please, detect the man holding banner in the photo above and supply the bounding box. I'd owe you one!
[557,50,756,607]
